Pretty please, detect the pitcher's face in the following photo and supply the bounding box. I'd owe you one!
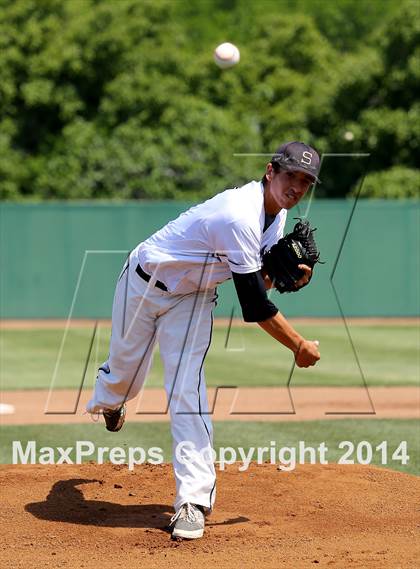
[264,164,314,213]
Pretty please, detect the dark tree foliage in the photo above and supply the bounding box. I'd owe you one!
[0,0,417,200]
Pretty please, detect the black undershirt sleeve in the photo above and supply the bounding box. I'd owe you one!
[231,270,279,323]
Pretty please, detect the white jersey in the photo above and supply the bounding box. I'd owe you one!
[90,179,288,512]
[131,180,287,294]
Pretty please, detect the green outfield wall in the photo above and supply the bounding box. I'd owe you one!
[1,200,419,318]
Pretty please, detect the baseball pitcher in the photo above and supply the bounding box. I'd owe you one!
[87,141,322,539]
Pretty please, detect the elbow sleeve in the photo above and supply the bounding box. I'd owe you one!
[232,270,279,323]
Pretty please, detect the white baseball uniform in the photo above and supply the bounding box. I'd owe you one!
[87,180,287,512]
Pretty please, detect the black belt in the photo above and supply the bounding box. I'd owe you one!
[135,264,168,292]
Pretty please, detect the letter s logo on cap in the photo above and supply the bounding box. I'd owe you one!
[301,151,313,165]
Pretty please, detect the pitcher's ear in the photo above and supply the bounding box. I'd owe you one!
[265,162,274,181]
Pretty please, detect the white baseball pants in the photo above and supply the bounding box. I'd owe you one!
[86,257,217,512]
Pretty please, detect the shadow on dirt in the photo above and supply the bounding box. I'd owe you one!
[25,478,249,531]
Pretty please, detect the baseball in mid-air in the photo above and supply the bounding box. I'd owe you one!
[213,42,240,69]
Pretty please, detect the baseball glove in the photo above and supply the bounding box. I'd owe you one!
[262,218,321,293]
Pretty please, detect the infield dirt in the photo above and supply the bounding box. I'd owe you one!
[2,386,419,424]
[1,463,419,568]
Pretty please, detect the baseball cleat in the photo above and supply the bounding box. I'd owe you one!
[170,503,205,540]
[103,404,126,432]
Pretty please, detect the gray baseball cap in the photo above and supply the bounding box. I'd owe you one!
[271,141,321,183]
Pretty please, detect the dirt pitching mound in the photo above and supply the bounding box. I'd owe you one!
[1,463,419,569]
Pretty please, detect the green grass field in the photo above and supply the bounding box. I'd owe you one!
[1,324,418,390]
[2,324,418,475]
[1,419,418,475]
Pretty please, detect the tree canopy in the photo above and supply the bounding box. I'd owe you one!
[0,0,418,200]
